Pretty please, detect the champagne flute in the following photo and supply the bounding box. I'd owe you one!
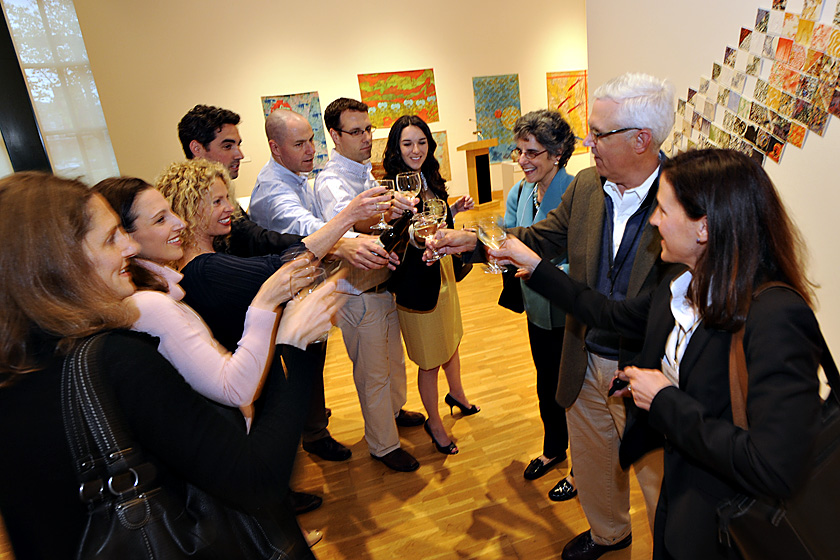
[396,172,422,205]
[477,215,507,274]
[370,179,394,231]
[412,211,441,261]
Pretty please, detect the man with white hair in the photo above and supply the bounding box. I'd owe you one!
[433,72,678,560]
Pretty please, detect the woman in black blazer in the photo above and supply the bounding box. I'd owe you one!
[489,149,823,559]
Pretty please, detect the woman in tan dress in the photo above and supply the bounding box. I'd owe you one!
[384,115,479,455]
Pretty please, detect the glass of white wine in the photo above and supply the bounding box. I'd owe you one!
[424,199,447,225]
[412,211,441,261]
[396,172,422,205]
[477,215,507,274]
[370,179,394,231]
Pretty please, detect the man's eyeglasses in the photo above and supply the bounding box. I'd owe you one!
[510,148,547,161]
[337,125,376,137]
[589,127,640,143]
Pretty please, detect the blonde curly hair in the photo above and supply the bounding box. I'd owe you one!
[154,159,235,251]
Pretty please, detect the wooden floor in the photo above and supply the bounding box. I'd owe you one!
[0,206,653,560]
[294,207,653,560]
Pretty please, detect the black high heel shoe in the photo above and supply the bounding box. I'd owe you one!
[424,420,458,455]
[445,393,480,416]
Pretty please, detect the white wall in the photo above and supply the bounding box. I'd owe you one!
[73,0,587,200]
[586,0,840,350]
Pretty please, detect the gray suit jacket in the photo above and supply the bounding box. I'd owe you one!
[510,165,676,407]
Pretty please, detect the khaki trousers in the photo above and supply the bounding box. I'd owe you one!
[567,352,663,545]
[336,291,407,456]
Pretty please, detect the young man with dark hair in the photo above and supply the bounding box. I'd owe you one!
[178,104,244,179]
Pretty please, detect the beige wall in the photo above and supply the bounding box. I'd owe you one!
[74,0,587,199]
[586,0,840,350]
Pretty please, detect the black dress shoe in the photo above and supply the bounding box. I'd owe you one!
[290,491,322,515]
[561,530,631,560]
[523,454,565,480]
[548,477,578,502]
[303,436,352,461]
[371,448,420,472]
[395,409,425,427]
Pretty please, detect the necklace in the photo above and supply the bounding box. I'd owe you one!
[672,318,701,367]
[531,183,541,214]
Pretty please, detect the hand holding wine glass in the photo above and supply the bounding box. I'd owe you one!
[413,211,441,261]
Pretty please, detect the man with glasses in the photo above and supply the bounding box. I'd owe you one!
[312,98,425,473]
[433,73,676,560]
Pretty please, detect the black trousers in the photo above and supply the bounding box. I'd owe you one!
[281,341,329,442]
[527,321,569,460]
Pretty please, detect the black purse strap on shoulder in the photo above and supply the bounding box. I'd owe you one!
[61,334,157,504]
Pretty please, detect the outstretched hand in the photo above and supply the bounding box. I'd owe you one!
[450,195,474,216]
[486,235,541,278]
[276,274,346,349]
[424,228,477,263]
[251,257,314,310]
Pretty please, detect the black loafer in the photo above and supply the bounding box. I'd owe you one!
[303,436,351,461]
[524,454,564,480]
[371,448,420,472]
[290,491,322,515]
[395,409,425,427]
[561,530,631,560]
[548,478,578,502]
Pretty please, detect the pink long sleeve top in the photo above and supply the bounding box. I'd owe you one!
[129,259,278,429]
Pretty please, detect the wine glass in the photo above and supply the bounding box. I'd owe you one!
[290,264,329,343]
[412,211,441,261]
[424,199,447,226]
[477,215,507,274]
[396,172,422,205]
[370,179,394,231]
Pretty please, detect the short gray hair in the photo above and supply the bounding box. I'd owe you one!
[513,110,575,169]
[594,73,675,148]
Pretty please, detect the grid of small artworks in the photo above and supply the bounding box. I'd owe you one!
[667,0,840,165]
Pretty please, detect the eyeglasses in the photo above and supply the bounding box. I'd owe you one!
[337,125,376,137]
[510,148,548,161]
[589,127,640,144]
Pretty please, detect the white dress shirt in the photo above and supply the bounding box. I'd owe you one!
[249,158,326,236]
[603,166,659,258]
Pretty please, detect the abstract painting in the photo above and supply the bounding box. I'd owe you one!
[261,91,328,177]
[472,74,521,163]
[357,69,438,128]
[547,70,589,155]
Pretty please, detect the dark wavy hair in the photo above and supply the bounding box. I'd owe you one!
[662,149,814,331]
[513,110,576,170]
[177,104,240,158]
[382,115,446,198]
[92,177,168,292]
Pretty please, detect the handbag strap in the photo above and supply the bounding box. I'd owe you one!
[728,282,840,430]
[61,334,156,502]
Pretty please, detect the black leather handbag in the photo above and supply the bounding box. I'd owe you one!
[62,334,312,560]
[717,284,840,560]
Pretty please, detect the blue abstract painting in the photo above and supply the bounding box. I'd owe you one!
[472,74,521,163]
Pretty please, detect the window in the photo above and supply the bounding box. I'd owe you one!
[1,0,118,183]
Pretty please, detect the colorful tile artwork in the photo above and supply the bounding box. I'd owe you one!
[546,70,589,155]
[261,91,329,177]
[357,69,439,128]
[669,2,840,164]
[472,74,521,163]
[370,131,451,182]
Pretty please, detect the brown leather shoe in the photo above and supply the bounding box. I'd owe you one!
[561,530,631,560]
[371,448,420,472]
[395,409,425,427]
